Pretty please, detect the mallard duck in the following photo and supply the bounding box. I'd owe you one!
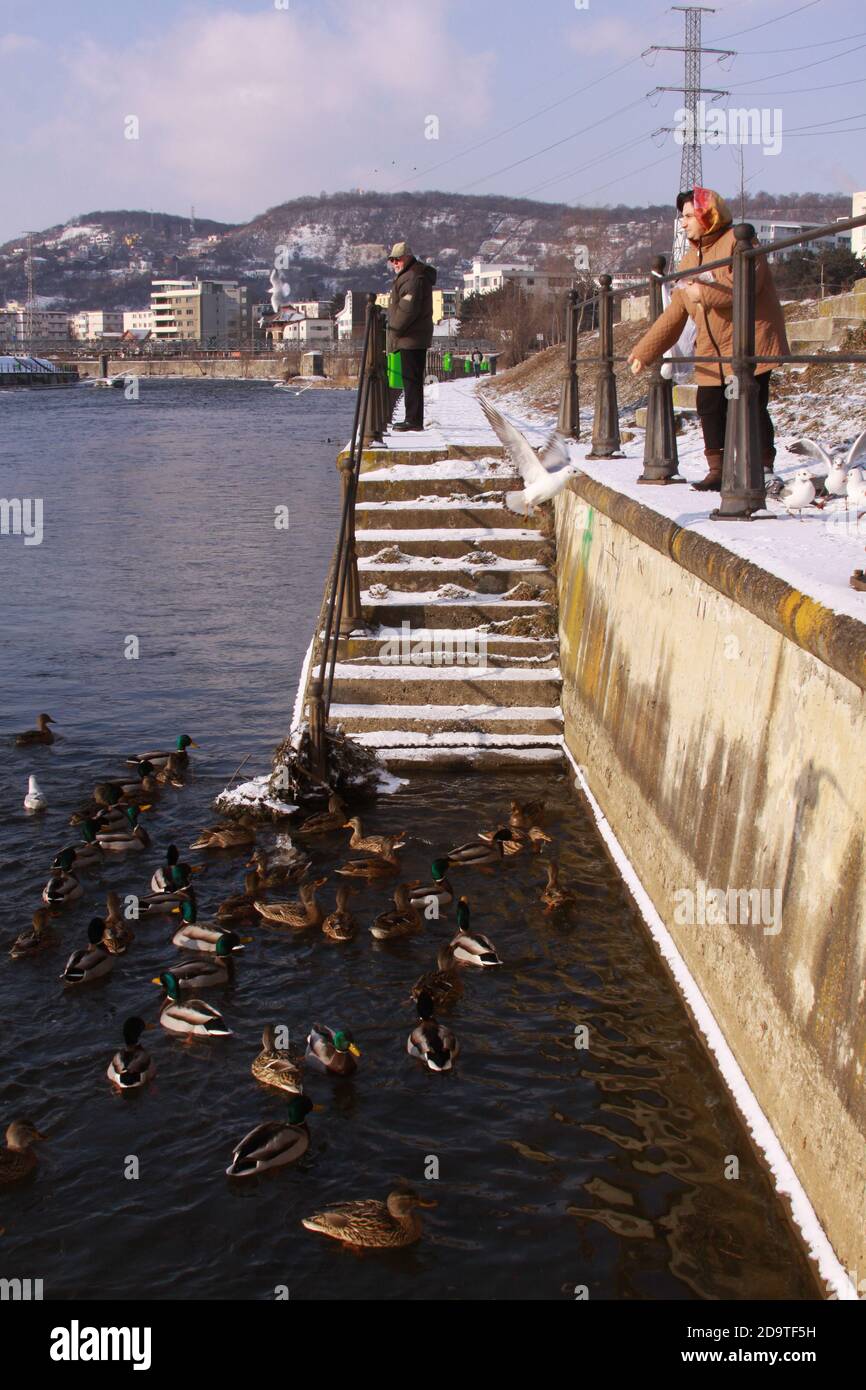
[450,897,502,966]
[408,991,460,1072]
[61,918,114,986]
[293,793,347,836]
[96,805,151,852]
[126,733,197,770]
[322,883,358,941]
[190,816,256,851]
[342,816,406,857]
[301,1189,435,1248]
[226,1095,314,1178]
[52,818,102,872]
[152,971,232,1036]
[305,1023,360,1075]
[370,883,422,941]
[107,1017,155,1090]
[154,751,186,786]
[0,1119,46,1184]
[102,899,135,953]
[540,860,576,911]
[9,908,59,960]
[246,845,310,887]
[255,877,327,930]
[171,899,248,955]
[14,714,55,746]
[478,826,523,856]
[71,786,125,828]
[526,825,553,852]
[112,760,159,802]
[445,827,512,867]
[138,882,195,917]
[150,844,201,892]
[335,852,399,881]
[407,859,454,912]
[153,946,232,990]
[42,849,82,907]
[251,1023,304,1095]
[509,798,546,831]
[411,944,463,1011]
[215,872,262,926]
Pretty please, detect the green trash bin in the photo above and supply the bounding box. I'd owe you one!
[387,351,403,389]
[463,357,472,374]
[481,357,489,373]
[443,351,452,374]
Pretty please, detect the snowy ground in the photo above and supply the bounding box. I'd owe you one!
[415,378,866,627]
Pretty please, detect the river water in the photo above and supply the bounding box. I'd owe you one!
[0,380,817,1300]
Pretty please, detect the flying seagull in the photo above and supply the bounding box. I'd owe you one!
[796,429,866,506]
[478,397,578,515]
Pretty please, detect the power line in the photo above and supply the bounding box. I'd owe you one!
[519,134,655,199]
[727,37,866,86]
[730,27,866,53]
[712,0,823,42]
[739,76,866,95]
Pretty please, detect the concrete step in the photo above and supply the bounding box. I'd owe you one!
[361,593,555,631]
[358,561,554,592]
[329,662,562,707]
[330,703,564,734]
[356,530,552,561]
[357,463,518,504]
[368,744,565,771]
[356,498,542,531]
[342,444,505,472]
[340,627,558,663]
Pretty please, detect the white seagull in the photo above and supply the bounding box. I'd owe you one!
[779,469,816,520]
[24,774,47,812]
[797,429,866,506]
[478,397,578,516]
[847,466,866,515]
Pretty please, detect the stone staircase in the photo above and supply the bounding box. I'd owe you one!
[327,382,564,770]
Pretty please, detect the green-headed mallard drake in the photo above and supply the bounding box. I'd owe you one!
[540,860,576,911]
[111,760,159,802]
[10,908,59,960]
[411,944,463,1012]
[154,943,233,990]
[152,971,232,1036]
[246,845,310,887]
[336,851,399,881]
[14,714,55,746]
[171,898,249,955]
[107,1017,155,1090]
[226,1095,314,1178]
[42,848,82,907]
[370,882,422,941]
[305,1023,360,1075]
[478,826,523,856]
[445,828,512,868]
[61,918,114,986]
[255,877,326,931]
[126,733,197,770]
[301,1189,435,1249]
[216,872,262,927]
[0,1119,46,1184]
[96,805,151,852]
[52,818,102,872]
[342,816,406,857]
[450,897,502,966]
[138,882,195,918]
[190,816,256,851]
[102,893,135,954]
[408,859,454,911]
[408,991,459,1072]
[252,1023,304,1095]
[509,798,546,831]
[322,882,358,941]
[293,793,347,836]
[150,843,201,892]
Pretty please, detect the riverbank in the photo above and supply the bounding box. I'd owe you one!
[63,356,359,386]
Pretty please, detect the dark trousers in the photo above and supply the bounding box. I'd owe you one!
[696,370,775,462]
[473,363,481,377]
[400,348,427,427]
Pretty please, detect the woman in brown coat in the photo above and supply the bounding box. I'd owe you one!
[629,188,789,490]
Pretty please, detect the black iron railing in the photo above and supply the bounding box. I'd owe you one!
[557,211,866,520]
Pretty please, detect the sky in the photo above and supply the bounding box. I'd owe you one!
[0,0,864,242]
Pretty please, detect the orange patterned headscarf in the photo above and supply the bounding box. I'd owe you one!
[691,188,733,236]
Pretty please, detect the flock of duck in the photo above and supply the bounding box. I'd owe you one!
[5,714,577,1251]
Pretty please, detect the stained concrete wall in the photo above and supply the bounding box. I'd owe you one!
[555,476,866,1284]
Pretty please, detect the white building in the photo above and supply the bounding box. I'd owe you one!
[0,302,71,346]
[751,219,852,259]
[281,317,333,345]
[335,289,367,341]
[852,192,866,262]
[462,258,574,298]
[149,278,249,343]
[123,308,155,333]
[289,300,333,319]
[71,310,125,340]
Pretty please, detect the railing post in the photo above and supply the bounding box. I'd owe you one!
[637,255,683,484]
[363,294,383,445]
[711,224,768,520]
[307,677,328,781]
[557,288,580,439]
[588,274,622,458]
[337,454,363,635]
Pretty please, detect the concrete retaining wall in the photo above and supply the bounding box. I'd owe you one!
[555,475,866,1284]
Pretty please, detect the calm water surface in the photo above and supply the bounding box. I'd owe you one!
[0,381,817,1299]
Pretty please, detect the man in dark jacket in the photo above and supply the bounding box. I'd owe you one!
[386,241,437,431]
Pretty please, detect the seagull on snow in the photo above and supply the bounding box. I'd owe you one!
[478,397,578,516]
[796,429,866,506]
[778,469,816,519]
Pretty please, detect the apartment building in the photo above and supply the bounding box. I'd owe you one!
[122,308,155,333]
[70,310,125,340]
[0,302,71,346]
[149,278,249,344]
[462,258,573,298]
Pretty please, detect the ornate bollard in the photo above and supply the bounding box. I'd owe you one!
[307,677,328,781]
[711,224,768,520]
[557,288,580,439]
[637,255,683,484]
[588,274,622,458]
[336,454,363,634]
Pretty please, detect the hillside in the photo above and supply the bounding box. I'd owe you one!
[0,190,852,313]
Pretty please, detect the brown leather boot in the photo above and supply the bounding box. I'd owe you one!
[692,450,723,491]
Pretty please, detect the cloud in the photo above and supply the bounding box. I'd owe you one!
[6,3,494,233]
[0,33,38,56]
